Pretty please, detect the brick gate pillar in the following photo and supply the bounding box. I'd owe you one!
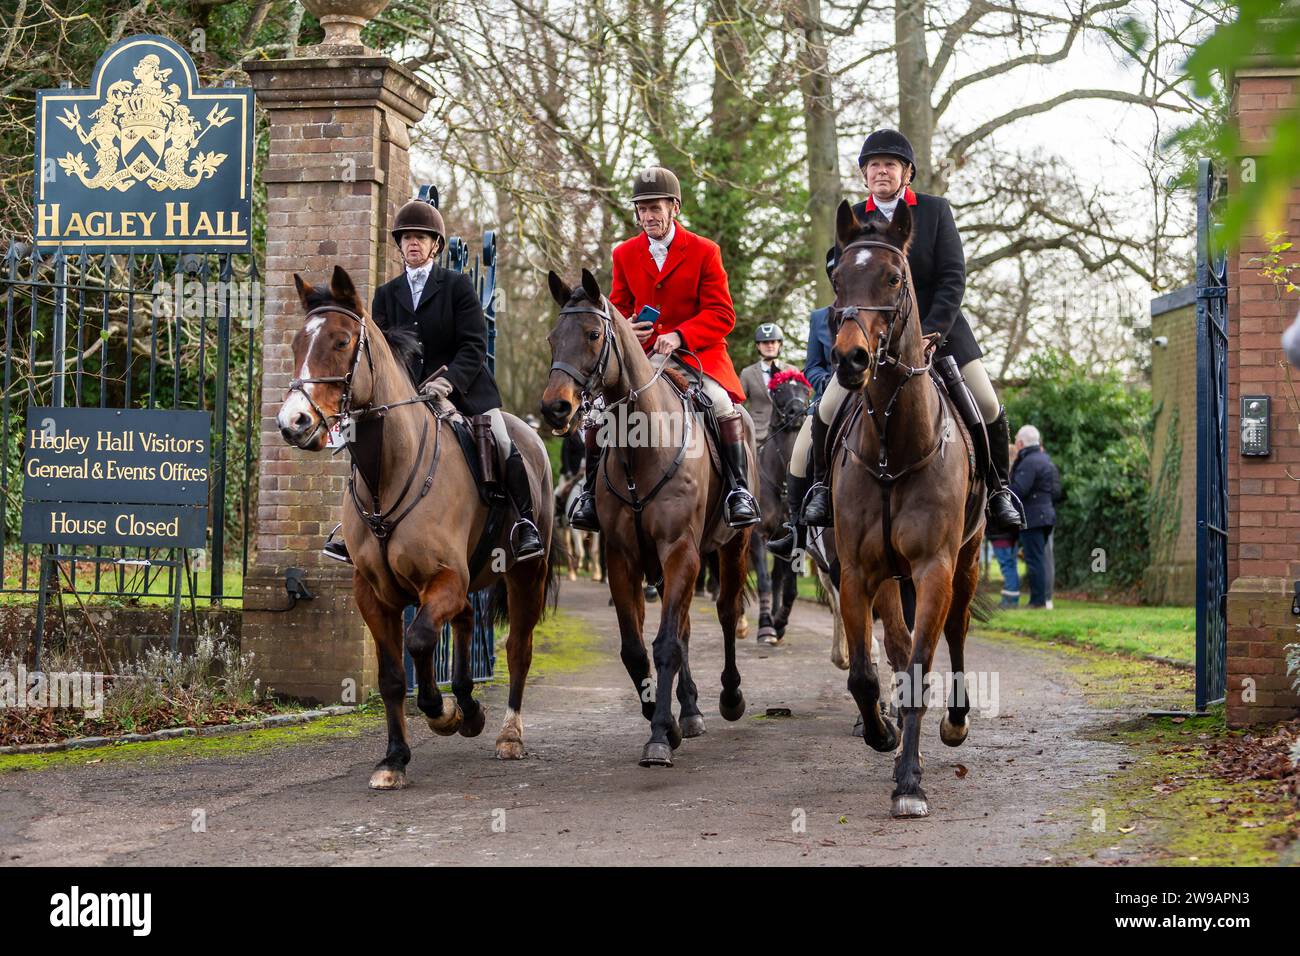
[239,53,431,704]
[1226,56,1300,726]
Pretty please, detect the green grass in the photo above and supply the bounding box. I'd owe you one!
[979,600,1193,664]
[789,555,1191,665]
[1,555,243,606]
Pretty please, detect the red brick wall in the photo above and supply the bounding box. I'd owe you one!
[239,57,431,702]
[1226,65,1300,725]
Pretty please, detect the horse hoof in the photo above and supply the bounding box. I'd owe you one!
[863,716,898,753]
[681,714,707,738]
[459,704,487,738]
[495,738,525,760]
[891,794,930,818]
[426,697,463,736]
[719,690,746,721]
[940,714,969,747]
[368,768,407,790]
[639,742,674,767]
[757,626,778,645]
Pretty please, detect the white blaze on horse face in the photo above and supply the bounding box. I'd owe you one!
[855,249,872,267]
[276,327,324,433]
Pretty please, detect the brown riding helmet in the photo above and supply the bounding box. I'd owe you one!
[630,166,682,205]
[390,200,446,246]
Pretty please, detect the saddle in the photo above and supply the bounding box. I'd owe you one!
[819,370,979,582]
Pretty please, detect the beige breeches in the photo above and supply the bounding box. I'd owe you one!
[789,358,999,478]
[650,351,736,418]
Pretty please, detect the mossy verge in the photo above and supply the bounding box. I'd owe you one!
[0,710,382,774]
[494,608,604,682]
[1050,712,1298,866]
[978,627,1298,864]
[1,609,607,771]
[975,626,1192,712]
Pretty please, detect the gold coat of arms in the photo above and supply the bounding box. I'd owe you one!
[55,53,231,193]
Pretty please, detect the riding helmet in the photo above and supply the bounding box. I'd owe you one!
[754,323,784,344]
[825,245,839,283]
[630,166,682,204]
[390,200,446,246]
[857,129,917,179]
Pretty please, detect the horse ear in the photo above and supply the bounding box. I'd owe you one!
[835,200,860,247]
[330,265,359,308]
[887,200,913,252]
[547,270,572,306]
[580,268,602,303]
[293,273,313,308]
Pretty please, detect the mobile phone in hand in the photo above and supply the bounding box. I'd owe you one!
[635,305,661,327]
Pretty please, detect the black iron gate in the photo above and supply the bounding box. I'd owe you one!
[0,244,259,612]
[1195,158,1228,712]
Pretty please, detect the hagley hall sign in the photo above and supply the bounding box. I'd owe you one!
[33,34,253,253]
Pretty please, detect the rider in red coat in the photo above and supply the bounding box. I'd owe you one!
[569,166,759,530]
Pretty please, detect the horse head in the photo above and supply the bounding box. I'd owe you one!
[830,199,917,391]
[277,265,418,450]
[540,268,619,433]
[767,369,812,429]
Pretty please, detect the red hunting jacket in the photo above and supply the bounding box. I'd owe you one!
[609,224,745,402]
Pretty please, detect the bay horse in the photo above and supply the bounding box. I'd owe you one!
[753,370,813,645]
[540,269,753,768]
[827,201,985,818]
[276,266,556,790]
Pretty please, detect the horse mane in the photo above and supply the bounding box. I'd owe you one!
[380,325,423,387]
[768,369,811,392]
[563,282,690,390]
[300,284,423,387]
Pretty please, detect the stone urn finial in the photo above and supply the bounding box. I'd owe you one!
[299,0,391,54]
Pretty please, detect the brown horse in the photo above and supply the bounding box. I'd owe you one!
[539,269,752,768]
[754,369,813,645]
[827,201,985,818]
[275,266,556,789]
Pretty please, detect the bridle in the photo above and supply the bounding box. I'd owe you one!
[548,296,700,530]
[286,304,374,446]
[284,301,446,560]
[550,301,623,402]
[828,239,931,382]
[830,238,945,582]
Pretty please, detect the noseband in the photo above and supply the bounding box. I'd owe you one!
[829,239,931,380]
[286,303,374,441]
[550,302,622,401]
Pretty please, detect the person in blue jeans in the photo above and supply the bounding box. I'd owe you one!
[1009,424,1060,609]
[989,529,1020,608]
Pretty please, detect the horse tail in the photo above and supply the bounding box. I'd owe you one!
[543,533,565,617]
[488,578,510,629]
[968,589,996,624]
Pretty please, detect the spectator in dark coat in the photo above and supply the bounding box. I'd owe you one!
[804,247,838,400]
[1009,424,1060,609]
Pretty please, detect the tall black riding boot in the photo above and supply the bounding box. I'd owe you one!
[503,447,545,562]
[800,413,833,527]
[985,406,1025,533]
[568,424,602,532]
[720,414,760,528]
[766,471,810,557]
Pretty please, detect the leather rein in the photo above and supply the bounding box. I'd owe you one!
[830,239,944,581]
[286,303,446,554]
[550,300,699,518]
